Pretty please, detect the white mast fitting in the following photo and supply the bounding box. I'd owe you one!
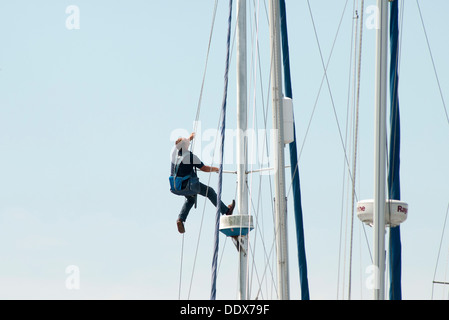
[269,0,289,300]
[373,0,388,300]
[356,0,408,301]
[219,0,253,300]
[236,0,249,300]
[220,0,293,301]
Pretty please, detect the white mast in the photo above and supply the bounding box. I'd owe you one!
[236,0,249,300]
[373,0,388,300]
[269,0,289,300]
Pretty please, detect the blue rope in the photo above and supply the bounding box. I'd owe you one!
[388,0,402,300]
[210,0,233,300]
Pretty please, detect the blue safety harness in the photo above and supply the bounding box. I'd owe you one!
[169,152,200,196]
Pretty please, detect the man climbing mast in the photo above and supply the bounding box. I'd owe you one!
[171,133,235,234]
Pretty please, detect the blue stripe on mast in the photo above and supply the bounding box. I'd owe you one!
[388,0,402,301]
[280,0,310,300]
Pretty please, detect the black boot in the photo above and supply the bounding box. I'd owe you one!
[177,219,185,234]
[226,200,235,215]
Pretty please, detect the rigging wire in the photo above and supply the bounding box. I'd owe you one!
[247,0,277,300]
[415,0,449,130]
[444,248,449,299]
[431,201,449,299]
[176,0,226,299]
[229,0,277,300]
[182,0,275,300]
[337,0,357,299]
[301,0,363,300]
[339,0,359,300]
[192,0,219,144]
[304,0,357,194]
[245,0,261,300]
[415,0,449,299]
[180,0,448,301]
[285,0,354,197]
[347,0,364,296]
[347,0,365,300]
[186,0,246,300]
[211,0,233,300]
[178,234,185,300]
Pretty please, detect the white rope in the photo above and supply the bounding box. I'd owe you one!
[337,0,358,299]
[178,0,220,299]
[187,107,223,299]
[347,0,364,300]
[178,234,185,299]
[246,0,262,300]
[192,0,219,150]
[186,0,242,298]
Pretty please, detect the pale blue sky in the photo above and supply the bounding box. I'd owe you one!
[0,0,448,300]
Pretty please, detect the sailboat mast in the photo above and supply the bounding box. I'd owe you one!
[269,0,289,300]
[236,0,249,300]
[373,0,388,300]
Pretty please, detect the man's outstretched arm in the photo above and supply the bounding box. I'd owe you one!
[200,165,219,173]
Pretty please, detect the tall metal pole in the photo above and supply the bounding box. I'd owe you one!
[269,0,289,300]
[373,0,388,300]
[236,0,249,300]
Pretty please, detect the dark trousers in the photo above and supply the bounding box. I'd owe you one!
[178,182,229,222]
